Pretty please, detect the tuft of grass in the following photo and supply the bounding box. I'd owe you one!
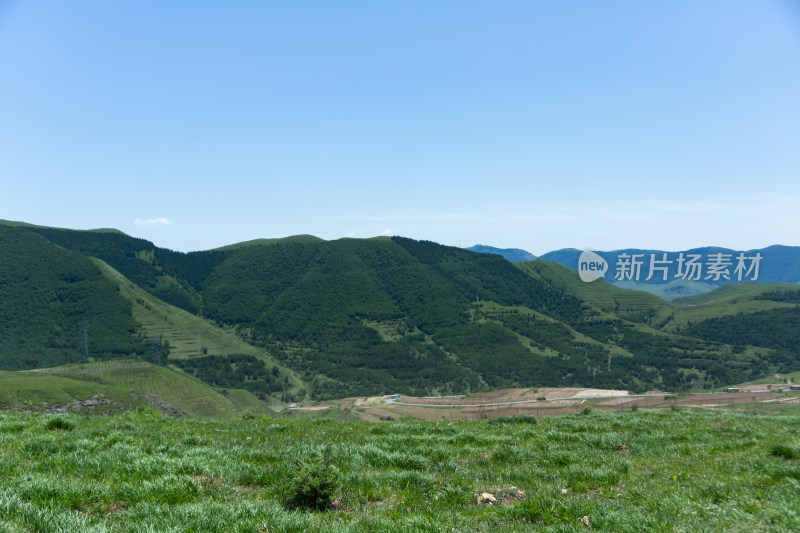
[770,444,798,460]
[44,415,74,431]
[511,493,583,525]
[489,414,537,425]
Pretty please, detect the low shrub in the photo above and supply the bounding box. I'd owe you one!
[282,445,340,511]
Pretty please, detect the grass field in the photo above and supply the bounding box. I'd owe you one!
[1,409,799,532]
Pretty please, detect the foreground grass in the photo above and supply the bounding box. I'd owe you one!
[1,410,799,532]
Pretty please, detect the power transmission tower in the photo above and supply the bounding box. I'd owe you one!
[153,335,161,365]
[81,317,89,362]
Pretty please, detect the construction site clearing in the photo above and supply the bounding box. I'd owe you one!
[288,383,800,422]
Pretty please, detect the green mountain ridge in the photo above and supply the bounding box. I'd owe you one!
[2,222,799,406]
[212,234,326,251]
[0,218,124,234]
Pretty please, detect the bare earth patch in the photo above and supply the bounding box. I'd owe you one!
[295,404,332,411]
[572,388,629,398]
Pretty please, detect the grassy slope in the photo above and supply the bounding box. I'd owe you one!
[33,360,241,418]
[741,370,800,386]
[223,388,279,415]
[93,258,306,397]
[518,260,700,361]
[519,260,674,323]
[470,299,635,361]
[0,410,798,532]
[517,261,800,388]
[0,360,243,418]
[525,259,800,330]
[0,370,139,412]
[667,283,799,329]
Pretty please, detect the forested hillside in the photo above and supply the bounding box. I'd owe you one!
[0,226,149,368]
[2,221,799,400]
[681,307,800,366]
[24,226,231,314]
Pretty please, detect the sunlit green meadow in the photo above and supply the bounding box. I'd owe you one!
[1,409,799,532]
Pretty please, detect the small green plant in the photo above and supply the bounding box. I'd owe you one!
[631,403,639,412]
[553,454,571,467]
[283,445,340,511]
[512,494,579,524]
[581,406,593,415]
[44,415,75,431]
[134,406,161,417]
[241,410,255,420]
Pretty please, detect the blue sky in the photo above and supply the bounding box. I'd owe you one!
[1,1,799,254]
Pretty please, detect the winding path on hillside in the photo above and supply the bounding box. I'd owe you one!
[384,389,783,409]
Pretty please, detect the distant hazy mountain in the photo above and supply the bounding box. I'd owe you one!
[466,244,536,262]
[540,245,800,300]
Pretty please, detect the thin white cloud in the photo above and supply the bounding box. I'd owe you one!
[134,217,172,227]
[644,199,724,214]
[381,228,397,235]
[315,213,487,223]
